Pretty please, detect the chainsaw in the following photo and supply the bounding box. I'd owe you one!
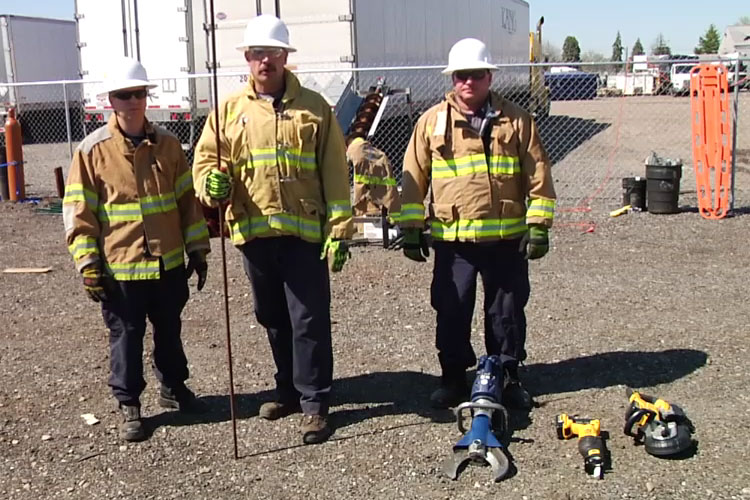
[623,388,695,457]
[442,355,511,482]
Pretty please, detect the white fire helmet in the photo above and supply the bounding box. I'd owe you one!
[97,57,156,98]
[442,38,498,75]
[235,14,296,52]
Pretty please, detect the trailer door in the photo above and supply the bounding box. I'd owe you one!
[76,0,127,108]
[135,0,193,112]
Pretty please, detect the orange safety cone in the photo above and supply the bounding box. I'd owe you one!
[690,64,732,219]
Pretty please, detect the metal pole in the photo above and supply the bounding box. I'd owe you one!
[62,82,73,160]
[730,72,739,213]
[208,0,238,460]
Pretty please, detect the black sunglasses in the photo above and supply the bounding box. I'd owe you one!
[454,69,489,82]
[111,88,149,100]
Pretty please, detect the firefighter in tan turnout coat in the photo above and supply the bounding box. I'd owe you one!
[193,15,352,445]
[399,38,556,409]
[63,57,210,442]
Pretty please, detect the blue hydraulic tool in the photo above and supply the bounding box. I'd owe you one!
[442,355,511,482]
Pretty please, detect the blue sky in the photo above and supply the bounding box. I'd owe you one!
[3,0,748,57]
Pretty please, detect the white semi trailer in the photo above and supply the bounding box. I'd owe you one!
[76,0,544,149]
[0,15,80,143]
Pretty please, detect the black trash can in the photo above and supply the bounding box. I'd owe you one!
[646,160,682,214]
[622,176,647,211]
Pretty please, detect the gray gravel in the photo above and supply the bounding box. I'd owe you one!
[1,198,750,499]
[2,93,750,499]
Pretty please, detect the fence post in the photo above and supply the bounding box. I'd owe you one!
[730,72,739,213]
[63,82,73,160]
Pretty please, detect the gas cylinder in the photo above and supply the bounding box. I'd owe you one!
[4,108,25,201]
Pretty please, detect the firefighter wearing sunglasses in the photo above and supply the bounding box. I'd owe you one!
[400,38,556,411]
[63,57,211,442]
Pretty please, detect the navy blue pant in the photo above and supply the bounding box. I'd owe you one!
[101,266,190,406]
[431,240,530,377]
[240,237,333,416]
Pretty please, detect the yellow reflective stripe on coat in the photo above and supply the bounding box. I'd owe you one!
[431,218,527,240]
[399,203,425,222]
[527,198,556,219]
[161,245,185,271]
[68,235,99,260]
[433,154,520,178]
[228,214,323,244]
[98,202,142,222]
[139,193,178,215]
[244,148,317,170]
[63,183,99,209]
[104,246,184,281]
[326,200,351,219]
[184,219,210,245]
[354,173,397,186]
[98,193,178,222]
[488,155,521,175]
[175,171,193,199]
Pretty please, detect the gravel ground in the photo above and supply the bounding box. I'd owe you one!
[2,95,750,499]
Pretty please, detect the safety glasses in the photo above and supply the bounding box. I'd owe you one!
[248,47,285,59]
[110,88,149,100]
[454,69,489,82]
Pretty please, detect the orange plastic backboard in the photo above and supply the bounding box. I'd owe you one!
[690,64,732,219]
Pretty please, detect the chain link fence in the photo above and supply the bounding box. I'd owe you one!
[3,61,748,221]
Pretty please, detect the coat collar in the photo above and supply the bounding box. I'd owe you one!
[444,90,507,119]
[244,69,301,103]
[107,114,157,154]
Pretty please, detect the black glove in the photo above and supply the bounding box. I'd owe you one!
[402,228,429,262]
[186,251,208,291]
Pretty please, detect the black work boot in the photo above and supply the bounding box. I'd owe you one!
[430,372,469,409]
[502,369,533,410]
[158,384,208,413]
[119,404,146,442]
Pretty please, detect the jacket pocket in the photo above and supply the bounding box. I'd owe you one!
[499,200,525,219]
[492,173,523,201]
[294,114,319,179]
[429,202,456,223]
[299,198,324,218]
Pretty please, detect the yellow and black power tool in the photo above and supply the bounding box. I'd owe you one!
[555,413,605,479]
[624,388,695,457]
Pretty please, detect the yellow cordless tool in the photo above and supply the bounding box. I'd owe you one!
[624,388,694,457]
[555,413,605,479]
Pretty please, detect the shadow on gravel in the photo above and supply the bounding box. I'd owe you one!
[143,371,452,435]
[538,116,611,166]
[521,349,708,397]
[332,370,454,429]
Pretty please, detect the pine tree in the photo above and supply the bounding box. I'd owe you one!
[695,24,721,54]
[632,38,645,56]
[611,31,623,62]
[652,33,671,56]
[562,36,581,62]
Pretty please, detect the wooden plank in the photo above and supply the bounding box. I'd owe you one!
[3,267,53,274]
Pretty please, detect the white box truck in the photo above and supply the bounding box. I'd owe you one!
[0,15,81,143]
[76,0,543,148]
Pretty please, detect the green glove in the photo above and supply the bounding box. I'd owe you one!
[185,250,208,291]
[402,228,429,262]
[522,225,549,260]
[321,238,350,272]
[205,168,231,201]
[81,264,109,302]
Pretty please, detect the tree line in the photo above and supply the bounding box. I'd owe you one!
[548,16,749,63]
